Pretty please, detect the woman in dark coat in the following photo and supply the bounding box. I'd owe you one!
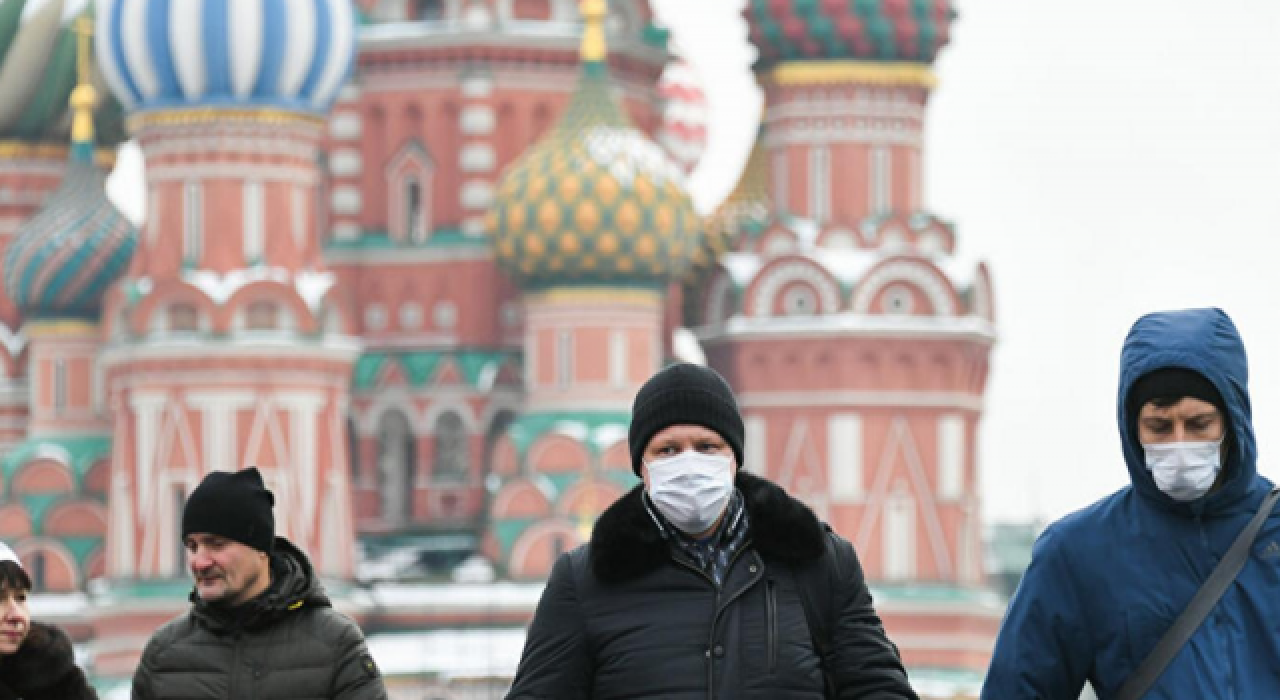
[0,543,97,700]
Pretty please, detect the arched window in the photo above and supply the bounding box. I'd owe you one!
[412,0,444,20]
[246,301,280,330]
[405,177,423,242]
[377,410,415,523]
[167,304,199,332]
[347,416,361,483]
[433,412,470,483]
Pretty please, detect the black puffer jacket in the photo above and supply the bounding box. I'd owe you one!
[132,537,387,700]
[508,472,916,699]
[0,621,97,700]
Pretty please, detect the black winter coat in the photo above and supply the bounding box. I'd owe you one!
[132,537,388,700]
[507,472,917,699]
[0,621,97,700]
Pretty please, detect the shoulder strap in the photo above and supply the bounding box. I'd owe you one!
[794,525,847,698]
[1115,487,1280,700]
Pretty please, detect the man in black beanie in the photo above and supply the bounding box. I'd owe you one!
[133,467,388,700]
[510,363,917,699]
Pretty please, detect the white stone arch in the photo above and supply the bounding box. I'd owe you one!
[748,257,842,318]
[851,258,958,316]
[360,389,420,436]
[970,262,996,322]
[701,269,737,327]
[421,397,482,435]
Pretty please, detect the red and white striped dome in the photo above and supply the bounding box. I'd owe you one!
[657,57,708,175]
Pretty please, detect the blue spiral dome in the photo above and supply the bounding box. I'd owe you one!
[94,0,355,115]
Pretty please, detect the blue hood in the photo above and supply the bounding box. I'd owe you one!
[1117,308,1257,515]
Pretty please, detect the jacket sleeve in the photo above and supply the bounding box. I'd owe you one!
[329,612,390,700]
[131,634,161,700]
[981,525,1091,700]
[826,537,919,700]
[505,551,591,700]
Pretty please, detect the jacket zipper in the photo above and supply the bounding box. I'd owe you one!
[766,578,778,674]
[675,543,762,700]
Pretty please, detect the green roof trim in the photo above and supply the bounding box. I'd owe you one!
[19,493,61,533]
[59,535,102,568]
[1,435,111,486]
[492,517,539,556]
[351,350,519,391]
[325,229,491,251]
[505,410,631,456]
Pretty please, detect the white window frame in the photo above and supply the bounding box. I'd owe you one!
[828,413,863,502]
[243,180,265,264]
[870,145,891,215]
[808,145,830,221]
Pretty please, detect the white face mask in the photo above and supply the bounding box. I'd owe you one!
[1143,439,1224,502]
[645,451,734,535]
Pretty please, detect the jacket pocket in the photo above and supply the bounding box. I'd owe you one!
[766,578,778,674]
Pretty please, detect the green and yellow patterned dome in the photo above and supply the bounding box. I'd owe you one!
[489,0,700,291]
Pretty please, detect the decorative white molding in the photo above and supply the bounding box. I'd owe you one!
[851,260,957,316]
[330,113,363,140]
[331,186,364,215]
[330,149,364,177]
[460,106,495,135]
[460,143,495,172]
[749,259,841,318]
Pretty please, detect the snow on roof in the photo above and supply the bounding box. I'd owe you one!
[366,628,528,678]
[183,267,291,304]
[721,252,762,287]
[367,582,545,611]
[30,592,90,617]
[294,270,337,311]
[711,312,997,341]
[591,423,629,450]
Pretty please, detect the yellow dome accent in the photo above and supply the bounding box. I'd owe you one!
[655,207,675,237]
[559,233,581,254]
[526,235,545,256]
[595,175,620,205]
[538,201,562,233]
[508,205,528,234]
[575,201,601,233]
[559,175,583,202]
[634,176,656,205]
[580,255,598,270]
[484,210,500,235]
[597,233,619,256]
[548,256,564,271]
[528,176,549,200]
[616,201,641,234]
[616,258,635,273]
[635,236,656,259]
[498,240,515,258]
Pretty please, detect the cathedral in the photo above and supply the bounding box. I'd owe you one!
[0,0,998,695]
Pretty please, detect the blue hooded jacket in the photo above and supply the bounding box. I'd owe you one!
[981,308,1280,699]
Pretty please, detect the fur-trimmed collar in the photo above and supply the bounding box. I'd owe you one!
[589,471,827,584]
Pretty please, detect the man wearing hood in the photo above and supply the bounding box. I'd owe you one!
[507,363,917,699]
[982,308,1280,698]
[132,468,389,699]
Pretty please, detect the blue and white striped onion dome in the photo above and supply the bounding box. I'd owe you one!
[94,0,355,115]
[3,145,137,319]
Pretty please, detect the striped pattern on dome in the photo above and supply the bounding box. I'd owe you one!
[4,159,137,318]
[95,0,355,114]
[745,0,955,67]
[0,0,125,143]
[657,58,708,175]
[489,62,701,290]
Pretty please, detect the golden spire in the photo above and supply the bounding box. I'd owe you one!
[70,16,98,147]
[579,0,607,64]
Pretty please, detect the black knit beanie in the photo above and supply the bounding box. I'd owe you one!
[629,363,745,476]
[182,467,275,554]
[1128,367,1226,421]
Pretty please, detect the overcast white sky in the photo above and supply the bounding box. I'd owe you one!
[107,0,1280,524]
